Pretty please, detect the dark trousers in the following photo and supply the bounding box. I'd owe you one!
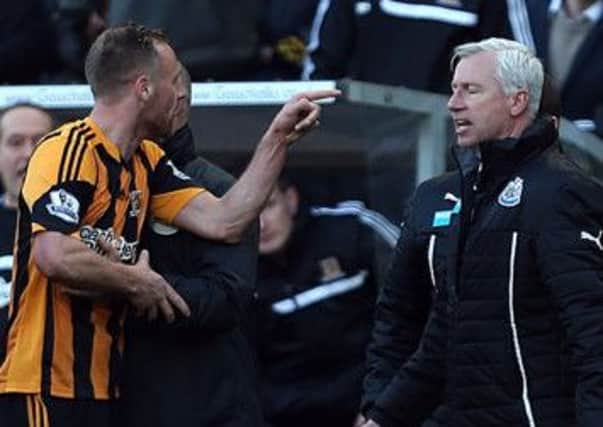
[0,393,112,427]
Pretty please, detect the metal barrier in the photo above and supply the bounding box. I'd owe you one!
[1,80,601,215]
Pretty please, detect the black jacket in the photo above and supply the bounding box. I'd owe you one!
[257,200,399,427]
[304,0,512,93]
[525,0,603,137]
[118,126,263,427]
[367,119,603,426]
[0,199,16,340]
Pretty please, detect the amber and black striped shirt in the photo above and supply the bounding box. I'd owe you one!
[0,117,203,399]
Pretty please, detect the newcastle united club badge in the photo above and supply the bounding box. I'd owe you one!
[498,177,523,208]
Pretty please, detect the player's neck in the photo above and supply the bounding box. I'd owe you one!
[89,102,141,162]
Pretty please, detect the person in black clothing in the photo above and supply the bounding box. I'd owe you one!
[256,175,399,427]
[117,65,263,427]
[523,0,603,137]
[360,37,603,427]
[0,104,53,337]
[303,0,520,94]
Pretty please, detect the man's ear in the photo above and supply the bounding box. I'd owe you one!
[134,74,153,101]
[284,186,300,217]
[509,89,529,117]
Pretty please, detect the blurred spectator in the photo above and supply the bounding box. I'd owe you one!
[48,0,108,82]
[257,0,321,80]
[0,2,57,83]
[107,0,264,81]
[0,104,53,340]
[523,0,603,137]
[255,177,399,427]
[303,0,519,94]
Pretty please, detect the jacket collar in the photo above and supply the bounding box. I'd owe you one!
[453,117,559,186]
[162,125,196,169]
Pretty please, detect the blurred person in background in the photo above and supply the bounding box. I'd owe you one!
[255,175,399,427]
[107,0,265,81]
[302,0,523,94]
[522,0,603,137]
[118,64,263,427]
[0,104,53,346]
[257,0,321,80]
[1,1,56,83]
[48,0,109,82]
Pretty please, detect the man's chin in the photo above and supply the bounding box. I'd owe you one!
[456,137,478,147]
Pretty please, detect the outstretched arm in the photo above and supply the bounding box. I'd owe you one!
[173,89,339,242]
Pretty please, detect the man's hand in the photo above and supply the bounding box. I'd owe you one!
[128,249,191,323]
[360,419,381,427]
[268,89,340,144]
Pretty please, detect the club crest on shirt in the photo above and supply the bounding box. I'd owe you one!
[46,189,80,224]
[319,257,345,282]
[498,177,524,208]
[128,190,142,217]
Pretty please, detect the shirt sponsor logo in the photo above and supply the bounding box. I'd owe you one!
[498,177,524,208]
[46,189,80,224]
[79,226,139,263]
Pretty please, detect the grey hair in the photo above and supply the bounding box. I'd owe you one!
[451,38,544,118]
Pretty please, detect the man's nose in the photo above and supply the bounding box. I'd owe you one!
[23,138,36,158]
[447,91,463,111]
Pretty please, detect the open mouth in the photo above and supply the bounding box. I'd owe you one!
[454,119,472,133]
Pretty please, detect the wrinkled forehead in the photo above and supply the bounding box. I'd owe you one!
[0,107,53,140]
[452,51,499,85]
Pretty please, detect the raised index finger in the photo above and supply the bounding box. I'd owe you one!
[293,89,341,102]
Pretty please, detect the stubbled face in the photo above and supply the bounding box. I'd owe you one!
[448,51,514,147]
[0,107,53,207]
[259,186,298,255]
[143,42,186,140]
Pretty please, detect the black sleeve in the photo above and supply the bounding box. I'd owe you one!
[361,193,434,414]
[367,294,448,427]
[534,180,603,426]
[136,158,259,334]
[168,223,258,333]
[304,0,356,79]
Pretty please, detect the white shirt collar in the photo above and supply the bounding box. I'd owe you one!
[549,0,603,22]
